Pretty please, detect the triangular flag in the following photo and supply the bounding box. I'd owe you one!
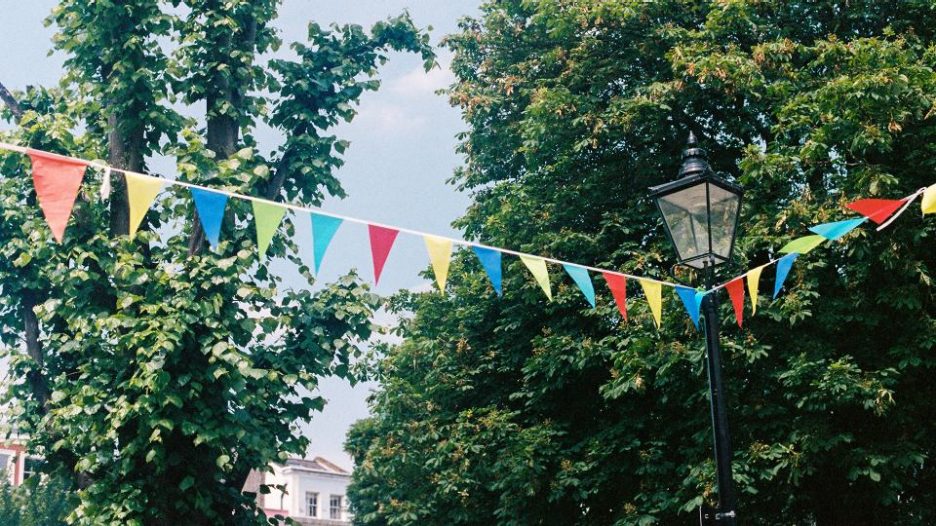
[725,278,745,328]
[311,214,343,274]
[519,255,552,300]
[472,246,502,296]
[368,225,399,285]
[125,172,165,238]
[424,236,453,293]
[602,273,628,322]
[779,235,826,254]
[773,253,799,298]
[808,218,866,241]
[190,188,229,248]
[746,265,766,315]
[847,198,906,224]
[638,278,662,329]
[252,200,287,258]
[28,150,88,242]
[675,286,702,329]
[922,184,936,215]
[563,265,595,307]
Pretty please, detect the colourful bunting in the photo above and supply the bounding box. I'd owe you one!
[779,235,826,254]
[847,198,906,224]
[602,273,628,322]
[725,278,745,328]
[28,149,88,242]
[747,265,765,315]
[923,185,936,215]
[252,200,287,258]
[424,236,452,293]
[472,246,502,296]
[125,172,165,238]
[638,278,662,329]
[519,255,552,300]
[190,188,228,248]
[368,225,399,285]
[675,286,702,329]
[809,218,866,241]
[773,253,799,298]
[563,265,595,307]
[311,213,342,274]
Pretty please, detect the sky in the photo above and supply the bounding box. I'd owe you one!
[0,0,480,469]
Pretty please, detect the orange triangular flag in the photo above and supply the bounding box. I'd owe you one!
[28,149,88,242]
[724,278,745,328]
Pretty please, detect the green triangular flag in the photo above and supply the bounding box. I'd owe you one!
[252,200,287,258]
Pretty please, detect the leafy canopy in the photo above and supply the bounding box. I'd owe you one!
[1,2,434,525]
[347,1,936,525]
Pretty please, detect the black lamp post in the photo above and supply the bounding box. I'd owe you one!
[649,133,742,525]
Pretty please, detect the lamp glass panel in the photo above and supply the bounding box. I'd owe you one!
[658,182,710,263]
[707,182,740,259]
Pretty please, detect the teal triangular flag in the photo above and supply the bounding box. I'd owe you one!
[808,218,866,241]
[773,253,799,298]
[472,246,502,296]
[563,264,595,308]
[311,213,343,274]
[191,188,229,248]
[675,286,703,329]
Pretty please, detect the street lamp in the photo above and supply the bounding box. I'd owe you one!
[649,132,742,525]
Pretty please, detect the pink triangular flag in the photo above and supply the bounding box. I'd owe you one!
[724,277,745,328]
[602,272,628,322]
[28,149,89,242]
[846,198,906,225]
[368,225,399,285]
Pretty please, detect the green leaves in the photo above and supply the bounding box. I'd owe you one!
[349,1,936,524]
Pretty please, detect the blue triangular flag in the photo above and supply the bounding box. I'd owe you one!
[563,264,595,308]
[676,286,703,329]
[808,218,866,241]
[191,188,229,248]
[311,213,343,274]
[472,246,502,296]
[773,253,799,298]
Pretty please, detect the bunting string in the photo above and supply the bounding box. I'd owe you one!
[1,141,933,331]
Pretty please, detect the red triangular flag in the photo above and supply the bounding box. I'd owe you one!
[368,225,399,285]
[846,198,906,225]
[28,149,89,242]
[602,272,628,322]
[725,277,745,328]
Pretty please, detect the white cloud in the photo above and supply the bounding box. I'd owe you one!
[388,54,455,97]
[352,100,429,133]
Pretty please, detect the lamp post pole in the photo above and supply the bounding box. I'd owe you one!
[702,263,737,525]
[649,134,743,524]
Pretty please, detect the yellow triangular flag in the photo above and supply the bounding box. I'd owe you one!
[638,278,663,329]
[424,236,452,293]
[125,172,165,238]
[519,255,552,300]
[922,184,936,215]
[747,265,766,315]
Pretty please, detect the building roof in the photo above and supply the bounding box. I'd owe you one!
[283,456,349,475]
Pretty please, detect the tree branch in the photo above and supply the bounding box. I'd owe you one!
[0,80,23,120]
[0,80,50,413]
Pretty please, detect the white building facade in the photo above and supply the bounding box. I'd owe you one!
[249,457,353,525]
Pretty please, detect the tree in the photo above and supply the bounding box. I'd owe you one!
[0,473,73,526]
[347,1,936,524]
[0,2,434,524]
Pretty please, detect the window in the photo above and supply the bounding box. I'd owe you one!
[0,453,10,474]
[23,457,42,480]
[329,495,343,519]
[306,492,319,517]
